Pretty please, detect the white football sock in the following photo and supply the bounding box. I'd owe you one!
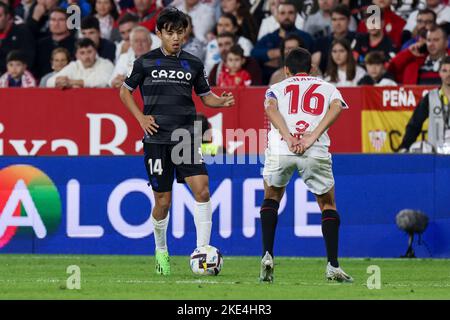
[151,214,169,252]
[194,200,212,247]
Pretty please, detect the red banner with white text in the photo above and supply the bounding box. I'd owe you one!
[0,86,435,155]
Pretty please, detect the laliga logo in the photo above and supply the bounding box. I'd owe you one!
[0,165,62,248]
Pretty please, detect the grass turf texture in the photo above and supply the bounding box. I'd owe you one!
[0,255,449,299]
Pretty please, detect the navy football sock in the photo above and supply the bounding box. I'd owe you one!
[260,199,279,257]
[322,209,340,268]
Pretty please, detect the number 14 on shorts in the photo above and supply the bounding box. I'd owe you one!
[148,159,163,175]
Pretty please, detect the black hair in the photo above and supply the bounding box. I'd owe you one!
[217,31,236,42]
[219,12,239,29]
[49,7,68,18]
[227,44,245,58]
[81,15,100,31]
[215,12,240,37]
[117,12,139,26]
[7,50,28,64]
[93,0,119,20]
[365,51,386,65]
[331,4,351,19]
[156,7,188,32]
[284,47,312,74]
[418,8,437,23]
[280,33,304,62]
[440,56,450,70]
[75,38,97,50]
[429,24,448,39]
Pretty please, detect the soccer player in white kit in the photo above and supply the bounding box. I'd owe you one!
[259,48,353,283]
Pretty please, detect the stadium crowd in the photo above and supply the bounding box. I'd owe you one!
[0,0,449,88]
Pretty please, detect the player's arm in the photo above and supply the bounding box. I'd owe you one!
[299,99,343,152]
[119,58,158,135]
[200,91,235,108]
[194,64,235,108]
[265,96,302,154]
[119,86,159,135]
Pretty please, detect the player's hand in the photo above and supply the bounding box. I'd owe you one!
[285,135,302,154]
[220,92,235,107]
[138,115,159,135]
[299,132,317,153]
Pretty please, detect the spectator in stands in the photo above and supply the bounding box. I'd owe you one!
[269,33,303,84]
[59,0,92,17]
[0,50,36,87]
[312,4,355,75]
[403,0,450,45]
[204,13,253,74]
[26,0,59,39]
[356,0,405,49]
[398,57,450,152]
[109,26,151,88]
[114,13,139,61]
[15,0,35,23]
[209,31,262,85]
[0,2,35,74]
[251,1,314,84]
[92,0,120,40]
[325,38,366,86]
[40,47,71,87]
[118,0,161,33]
[217,44,252,87]
[257,0,305,41]
[401,8,437,50]
[357,51,397,85]
[177,0,215,43]
[47,38,114,88]
[388,25,449,85]
[81,16,116,63]
[353,11,396,67]
[182,14,206,61]
[34,8,76,79]
[304,0,336,38]
[220,0,258,43]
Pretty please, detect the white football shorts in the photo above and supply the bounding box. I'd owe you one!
[262,149,335,195]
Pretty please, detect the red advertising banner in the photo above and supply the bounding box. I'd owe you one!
[0,86,419,155]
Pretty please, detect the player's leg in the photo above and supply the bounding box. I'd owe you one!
[144,143,174,275]
[315,187,353,282]
[261,182,285,259]
[315,186,339,268]
[150,191,171,275]
[260,153,295,282]
[184,174,212,248]
[301,155,353,283]
[259,182,285,282]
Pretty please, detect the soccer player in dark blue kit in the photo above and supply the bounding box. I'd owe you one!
[119,7,234,276]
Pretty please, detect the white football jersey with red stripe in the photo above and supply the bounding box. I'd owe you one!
[265,74,348,157]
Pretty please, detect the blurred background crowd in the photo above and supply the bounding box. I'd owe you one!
[0,0,449,89]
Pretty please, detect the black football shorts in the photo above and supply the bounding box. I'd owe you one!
[144,143,208,192]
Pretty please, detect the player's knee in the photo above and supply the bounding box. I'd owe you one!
[194,187,210,203]
[154,193,172,211]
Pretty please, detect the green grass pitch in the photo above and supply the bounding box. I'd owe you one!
[0,255,449,299]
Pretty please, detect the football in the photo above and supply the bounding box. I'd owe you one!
[189,245,223,276]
